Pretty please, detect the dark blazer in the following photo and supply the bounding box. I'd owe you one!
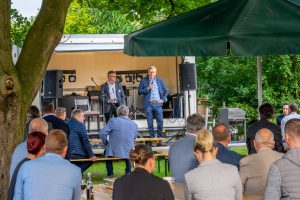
[99,82,125,113]
[246,118,284,155]
[113,167,174,200]
[217,143,242,169]
[67,118,94,158]
[138,75,169,108]
[43,114,70,138]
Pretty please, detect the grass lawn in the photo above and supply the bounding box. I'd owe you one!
[84,146,248,183]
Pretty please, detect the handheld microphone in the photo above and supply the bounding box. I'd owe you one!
[91,77,98,86]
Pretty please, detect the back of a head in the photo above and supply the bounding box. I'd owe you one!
[259,103,274,119]
[29,118,48,135]
[27,132,46,155]
[42,102,54,114]
[71,109,83,118]
[186,113,205,133]
[45,129,68,155]
[55,107,66,118]
[255,128,274,147]
[129,144,154,166]
[289,103,298,113]
[117,105,129,117]
[285,118,300,141]
[212,123,230,142]
[194,129,214,153]
[28,105,40,119]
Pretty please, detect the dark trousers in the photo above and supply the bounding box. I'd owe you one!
[105,158,131,177]
[104,103,118,123]
[71,154,93,174]
[145,102,164,138]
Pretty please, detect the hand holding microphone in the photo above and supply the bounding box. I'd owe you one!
[148,81,154,91]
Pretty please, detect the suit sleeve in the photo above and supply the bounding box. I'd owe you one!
[79,124,94,158]
[99,119,113,146]
[184,179,192,200]
[274,128,284,153]
[138,79,149,95]
[162,181,175,200]
[161,79,169,102]
[233,169,243,200]
[239,158,247,193]
[99,84,109,103]
[264,164,281,200]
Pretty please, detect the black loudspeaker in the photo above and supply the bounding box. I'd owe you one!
[180,63,197,91]
[43,70,63,98]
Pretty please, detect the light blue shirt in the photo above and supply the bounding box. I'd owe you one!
[13,153,82,200]
[10,141,27,180]
[281,112,300,140]
[149,77,160,101]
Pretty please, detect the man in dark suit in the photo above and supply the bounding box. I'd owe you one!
[138,66,169,138]
[42,102,69,137]
[100,71,125,123]
[247,103,284,155]
[212,123,242,169]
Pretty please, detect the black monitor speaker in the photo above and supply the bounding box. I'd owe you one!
[180,63,197,91]
[43,70,63,98]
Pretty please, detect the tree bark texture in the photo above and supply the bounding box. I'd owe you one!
[0,0,70,198]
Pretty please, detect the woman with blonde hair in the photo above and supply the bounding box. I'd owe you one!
[184,129,242,200]
[113,144,174,200]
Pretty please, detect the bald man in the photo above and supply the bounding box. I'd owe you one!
[212,123,242,168]
[240,128,283,197]
[10,118,49,180]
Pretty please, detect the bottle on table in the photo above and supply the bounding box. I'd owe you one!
[86,172,94,200]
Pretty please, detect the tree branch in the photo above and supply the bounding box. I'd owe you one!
[167,0,175,19]
[15,0,71,106]
[0,0,14,75]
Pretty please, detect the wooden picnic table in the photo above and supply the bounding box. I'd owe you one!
[81,182,184,200]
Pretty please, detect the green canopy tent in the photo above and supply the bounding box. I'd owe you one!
[124,0,300,107]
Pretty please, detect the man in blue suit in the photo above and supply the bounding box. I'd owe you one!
[100,71,125,123]
[169,114,205,182]
[138,66,169,138]
[212,123,242,169]
[99,105,138,177]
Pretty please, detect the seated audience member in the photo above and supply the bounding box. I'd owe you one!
[265,119,300,199]
[239,128,283,197]
[276,103,289,127]
[7,132,46,200]
[281,102,300,140]
[169,114,205,182]
[10,118,48,179]
[13,130,82,200]
[68,109,96,173]
[42,102,69,137]
[99,105,138,178]
[113,144,174,200]
[184,129,242,200]
[247,103,284,154]
[55,107,68,121]
[23,105,40,140]
[212,123,241,169]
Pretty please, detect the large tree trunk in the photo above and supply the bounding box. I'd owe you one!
[0,0,70,198]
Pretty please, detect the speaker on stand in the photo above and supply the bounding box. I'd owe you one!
[179,63,197,117]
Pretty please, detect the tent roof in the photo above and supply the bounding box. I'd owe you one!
[55,34,125,52]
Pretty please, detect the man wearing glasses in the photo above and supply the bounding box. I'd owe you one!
[100,71,125,122]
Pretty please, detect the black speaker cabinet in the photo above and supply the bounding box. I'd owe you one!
[180,63,197,91]
[43,70,63,98]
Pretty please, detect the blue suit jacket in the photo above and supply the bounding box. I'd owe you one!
[216,142,242,169]
[169,134,198,183]
[138,76,169,108]
[99,82,125,113]
[67,118,94,158]
[99,117,138,158]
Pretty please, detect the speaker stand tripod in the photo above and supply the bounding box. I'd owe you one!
[129,78,146,120]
